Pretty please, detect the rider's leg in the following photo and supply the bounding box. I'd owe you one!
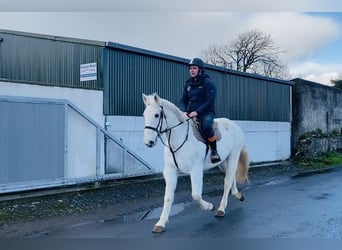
[208,136,221,163]
[200,113,221,163]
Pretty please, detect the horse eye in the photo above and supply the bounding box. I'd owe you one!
[155,113,159,118]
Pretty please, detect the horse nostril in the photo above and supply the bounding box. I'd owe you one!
[144,140,155,148]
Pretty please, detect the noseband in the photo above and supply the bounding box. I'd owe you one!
[144,105,191,169]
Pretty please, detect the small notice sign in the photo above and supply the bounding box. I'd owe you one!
[80,62,97,81]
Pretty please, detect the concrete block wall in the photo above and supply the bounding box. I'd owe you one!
[292,78,342,152]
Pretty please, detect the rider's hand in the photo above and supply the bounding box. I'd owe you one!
[187,111,198,118]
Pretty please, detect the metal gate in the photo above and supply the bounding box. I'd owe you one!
[0,96,66,185]
[0,95,152,194]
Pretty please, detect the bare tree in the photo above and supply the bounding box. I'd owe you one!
[201,29,290,79]
[330,75,342,89]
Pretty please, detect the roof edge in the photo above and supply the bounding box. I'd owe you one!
[0,29,106,47]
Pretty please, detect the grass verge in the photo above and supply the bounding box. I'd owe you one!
[298,151,342,169]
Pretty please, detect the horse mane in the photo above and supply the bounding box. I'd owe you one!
[159,98,188,122]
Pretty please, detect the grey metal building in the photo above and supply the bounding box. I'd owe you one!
[0,29,293,193]
[1,29,293,121]
[0,29,104,89]
[103,42,292,121]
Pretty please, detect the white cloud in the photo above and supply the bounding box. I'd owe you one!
[0,12,340,60]
[290,61,342,85]
[0,12,243,59]
[1,0,342,11]
[0,11,341,86]
[244,13,341,61]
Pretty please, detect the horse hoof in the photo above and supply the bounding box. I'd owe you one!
[239,194,245,202]
[210,204,215,211]
[215,210,225,217]
[152,225,165,233]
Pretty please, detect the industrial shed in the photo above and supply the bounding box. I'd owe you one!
[103,41,291,122]
[0,29,293,193]
[0,29,104,89]
[0,29,292,121]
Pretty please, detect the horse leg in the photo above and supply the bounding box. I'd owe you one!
[215,155,239,217]
[152,166,178,233]
[190,169,215,211]
[231,177,244,201]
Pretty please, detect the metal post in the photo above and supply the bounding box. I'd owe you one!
[96,127,101,176]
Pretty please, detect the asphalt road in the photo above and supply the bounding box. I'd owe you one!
[1,163,342,238]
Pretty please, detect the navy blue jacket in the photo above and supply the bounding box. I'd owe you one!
[179,73,217,116]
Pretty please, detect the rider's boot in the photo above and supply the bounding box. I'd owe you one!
[208,136,221,163]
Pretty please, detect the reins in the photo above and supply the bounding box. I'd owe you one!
[144,105,192,169]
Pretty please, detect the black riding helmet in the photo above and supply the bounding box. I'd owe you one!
[189,58,204,69]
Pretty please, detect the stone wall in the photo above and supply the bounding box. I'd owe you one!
[291,78,342,156]
[295,133,342,160]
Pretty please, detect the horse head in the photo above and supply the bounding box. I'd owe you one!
[142,93,165,147]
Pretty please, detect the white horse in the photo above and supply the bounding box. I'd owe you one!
[142,93,249,233]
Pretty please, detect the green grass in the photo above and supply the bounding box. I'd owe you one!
[299,151,342,169]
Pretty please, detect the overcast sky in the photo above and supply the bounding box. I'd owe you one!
[1,1,342,85]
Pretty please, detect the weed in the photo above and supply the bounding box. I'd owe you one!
[299,151,342,169]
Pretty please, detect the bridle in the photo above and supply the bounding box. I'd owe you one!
[144,105,191,169]
[144,106,166,136]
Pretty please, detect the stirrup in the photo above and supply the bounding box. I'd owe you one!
[211,150,221,163]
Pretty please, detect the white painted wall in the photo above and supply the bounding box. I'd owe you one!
[0,81,104,179]
[1,80,292,181]
[106,116,291,172]
[236,120,291,163]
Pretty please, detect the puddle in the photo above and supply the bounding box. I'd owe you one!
[310,192,332,200]
[67,220,94,228]
[29,202,190,237]
[68,202,190,229]
[261,178,290,186]
[103,202,189,224]
[245,177,291,190]
[292,168,332,178]
[142,202,188,220]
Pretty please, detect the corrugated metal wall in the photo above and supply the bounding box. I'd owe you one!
[103,43,292,122]
[207,68,291,121]
[0,30,104,89]
[103,44,189,116]
[0,30,292,122]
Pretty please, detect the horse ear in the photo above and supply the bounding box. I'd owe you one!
[142,93,147,104]
[154,93,161,104]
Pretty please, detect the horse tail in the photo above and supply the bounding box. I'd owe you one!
[236,146,250,184]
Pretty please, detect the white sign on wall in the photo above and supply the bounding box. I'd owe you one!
[80,62,97,82]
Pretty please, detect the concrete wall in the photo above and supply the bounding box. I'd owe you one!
[0,81,105,181]
[292,79,342,151]
[106,116,291,172]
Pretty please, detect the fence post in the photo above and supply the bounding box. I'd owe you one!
[96,127,101,176]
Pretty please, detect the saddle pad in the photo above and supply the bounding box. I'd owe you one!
[190,120,222,144]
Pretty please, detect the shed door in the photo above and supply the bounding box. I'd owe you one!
[0,99,65,184]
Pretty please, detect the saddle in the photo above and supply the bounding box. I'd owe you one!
[191,118,222,144]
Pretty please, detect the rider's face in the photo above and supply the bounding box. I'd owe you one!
[189,66,200,78]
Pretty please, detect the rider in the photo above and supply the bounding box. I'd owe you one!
[179,57,221,163]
